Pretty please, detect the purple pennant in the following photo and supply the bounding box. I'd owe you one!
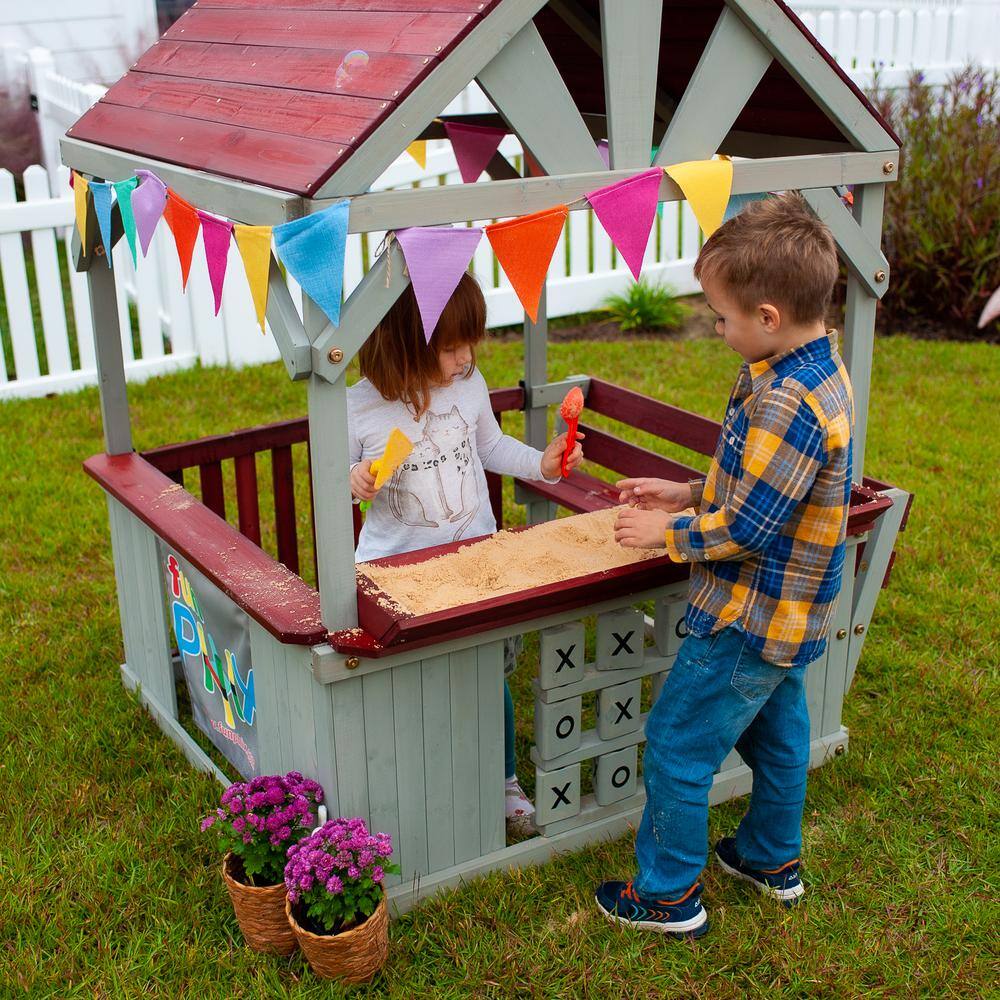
[597,139,610,169]
[395,226,483,342]
[197,210,234,315]
[586,167,663,281]
[132,169,167,256]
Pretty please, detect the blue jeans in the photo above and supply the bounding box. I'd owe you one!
[634,626,811,899]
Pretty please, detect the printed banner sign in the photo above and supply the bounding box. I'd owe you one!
[160,545,258,777]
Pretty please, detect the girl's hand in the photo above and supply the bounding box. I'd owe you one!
[351,460,377,501]
[616,477,693,513]
[614,507,672,549]
[541,431,585,480]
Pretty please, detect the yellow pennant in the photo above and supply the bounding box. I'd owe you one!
[663,158,734,239]
[73,172,90,247]
[234,224,273,333]
[406,140,427,169]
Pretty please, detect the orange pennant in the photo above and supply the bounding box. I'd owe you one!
[163,189,202,290]
[486,205,568,323]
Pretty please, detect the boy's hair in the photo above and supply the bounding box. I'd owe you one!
[693,193,839,325]
[359,272,486,414]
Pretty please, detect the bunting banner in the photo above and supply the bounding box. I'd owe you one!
[164,190,202,291]
[406,140,427,169]
[73,172,90,249]
[90,181,114,268]
[395,226,483,343]
[443,122,506,184]
[664,159,734,239]
[597,139,610,169]
[113,177,139,265]
[586,168,662,281]
[723,191,769,224]
[198,210,234,315]
[273,200,350,327]
[132,170,168,257]
[486,205,568,323]
[234,225,273,333]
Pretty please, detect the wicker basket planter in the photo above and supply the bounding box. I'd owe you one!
[222,852,297,956]
[285,892,389,983]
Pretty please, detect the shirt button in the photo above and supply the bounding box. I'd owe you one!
[679,553,688,561]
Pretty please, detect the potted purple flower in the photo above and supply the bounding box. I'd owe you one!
[201,771,323,955]
[283,818,398,982]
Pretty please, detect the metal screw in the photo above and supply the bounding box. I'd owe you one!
[874,270,886,283]
[882,161,895,174]
[834,744,846,756]
[860,560,869,572]
[328,348,344,364]
[854,624,866,636]
[345,656,360,670]
[836,628,847,640]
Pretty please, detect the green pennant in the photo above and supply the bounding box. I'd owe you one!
[113,177,140,266]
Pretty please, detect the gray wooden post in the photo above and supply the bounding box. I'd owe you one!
[86,256,132,455]
[519,287,555,525]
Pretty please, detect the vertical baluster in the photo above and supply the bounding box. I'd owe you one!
[234,453,261,546]
[307,441,319,587]
[271,445,299,574]
[199,461,226,519]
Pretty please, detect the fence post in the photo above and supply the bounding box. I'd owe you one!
[25,48,60,178]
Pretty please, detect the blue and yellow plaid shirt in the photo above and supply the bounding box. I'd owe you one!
[664,332,854,668]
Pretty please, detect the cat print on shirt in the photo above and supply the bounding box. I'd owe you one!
[385,405,480,540]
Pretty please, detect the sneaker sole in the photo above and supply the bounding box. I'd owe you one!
[595,897,709,938]
[715,851,805,903]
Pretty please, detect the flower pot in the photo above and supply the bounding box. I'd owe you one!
[285,892,389,983]
[221,852,297,956]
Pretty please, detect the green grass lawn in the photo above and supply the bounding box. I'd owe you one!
[1,335,997,998]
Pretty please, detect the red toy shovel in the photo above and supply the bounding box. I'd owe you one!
[560,386,584,477]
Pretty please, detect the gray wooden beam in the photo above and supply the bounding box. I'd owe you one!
[600,0,662,169]
[315,151,898,234]
[86,261,132,454]
[60,136,303,226]
[311,239,410,384]
[841,182,886,480]
[724,0,899,152]
[521,287,555,525]
[477,21,605,176]
[316,0,549,198]
[265,255,312,381]
[801,187,889,298]
[654,6,772,167]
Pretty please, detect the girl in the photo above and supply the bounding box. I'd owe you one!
[348,273,584,837]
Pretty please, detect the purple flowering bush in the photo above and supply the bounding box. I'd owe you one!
[284,818,398,934]
[201,772,323,886]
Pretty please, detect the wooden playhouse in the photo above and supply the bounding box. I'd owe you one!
[64,0,912,914]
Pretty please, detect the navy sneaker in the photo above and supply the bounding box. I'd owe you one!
[714,837,805,906]
[595,880,709,938]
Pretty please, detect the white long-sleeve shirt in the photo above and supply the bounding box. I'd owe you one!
[347,369,555,562]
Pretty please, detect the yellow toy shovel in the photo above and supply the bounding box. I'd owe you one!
[359,428,413,512]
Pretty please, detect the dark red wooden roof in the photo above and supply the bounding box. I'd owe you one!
[68,0,897,198]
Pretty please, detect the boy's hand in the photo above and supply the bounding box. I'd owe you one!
[351,460,377,501]
[614,507,673,549]
[616,477,692,513]
[541,431,585,479]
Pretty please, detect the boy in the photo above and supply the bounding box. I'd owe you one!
[596,194,854,939]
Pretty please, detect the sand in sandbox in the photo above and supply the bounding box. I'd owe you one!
[357,506,661,616]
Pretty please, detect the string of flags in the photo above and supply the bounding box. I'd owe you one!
[70,154,737,343]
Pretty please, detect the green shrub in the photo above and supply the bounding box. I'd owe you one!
[602,279,689,332]
[868,68,999,337]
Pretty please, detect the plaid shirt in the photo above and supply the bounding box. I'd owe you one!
[664,332,854,668]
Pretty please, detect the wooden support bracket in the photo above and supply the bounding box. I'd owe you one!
[265,255,312,381]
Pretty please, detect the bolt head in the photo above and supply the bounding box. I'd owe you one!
[345,656,360,670]
[875,270,887,283]
[854,624,866,636]
[834,744,846,756]
[328,348,344,364]
[882,161,895,174]
[836,628,847,640]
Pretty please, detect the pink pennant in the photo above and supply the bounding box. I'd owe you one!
[395,226,483,342]
[197,210,234,315]
[586,168,663,281]
[443,122,506,184]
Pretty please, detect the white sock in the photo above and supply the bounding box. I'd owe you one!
[505,776,535,819]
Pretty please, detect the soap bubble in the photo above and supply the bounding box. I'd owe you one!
[335,49,370,89]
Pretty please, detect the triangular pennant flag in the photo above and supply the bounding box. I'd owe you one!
[90,181,114,268]
[597,139,610,169]
[586,168,663,281]
[113,177,139,266]
[73,172,90,248]
[197,210,234,315]
[443,122,506,184]
[486,206,568,323]
[234,225,273,333]
[395,226,483,343]
[663,158,734,239]
[723,191,769,224]
[132,170,167,257]
[163,189,202,290]
[273,200,350,327]
[406,140,427,169]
